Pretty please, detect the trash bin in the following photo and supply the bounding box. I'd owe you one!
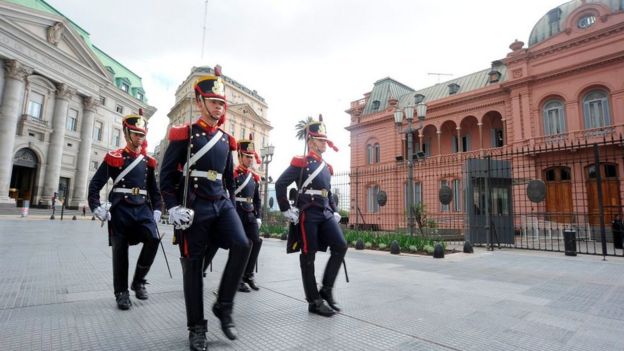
[21,200,30,217]
[563,229,576,256]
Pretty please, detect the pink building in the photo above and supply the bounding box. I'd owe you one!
[346,0,624,247]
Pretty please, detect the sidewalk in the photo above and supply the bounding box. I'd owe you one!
[0,218,623,350]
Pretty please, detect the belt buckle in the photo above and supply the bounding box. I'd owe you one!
[131,187,141,195]
[207,170,217,181]
[321,189,328,197]
[246,197,253,203]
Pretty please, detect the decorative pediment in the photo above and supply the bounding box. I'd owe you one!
[228,103,266,123]
[0,3,111,83]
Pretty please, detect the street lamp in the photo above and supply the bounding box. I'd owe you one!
[394,101,427,236]
[260,145,275,225]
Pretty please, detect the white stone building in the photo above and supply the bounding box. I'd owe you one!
[0,0,155,208]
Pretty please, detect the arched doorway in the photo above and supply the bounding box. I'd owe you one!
[10,148,39,206]
[544,166,573,223]
[586,163,621,225]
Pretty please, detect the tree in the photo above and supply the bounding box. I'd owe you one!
[295,116,314,140]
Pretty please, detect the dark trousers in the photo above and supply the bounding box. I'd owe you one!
[240,214,262,278]
[298,213,347,302]
[178,198,251,327]
[109,204,160,294]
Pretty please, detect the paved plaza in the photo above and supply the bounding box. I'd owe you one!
[1,216,624,350]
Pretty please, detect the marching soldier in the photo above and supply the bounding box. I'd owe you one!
[88,113,162,311]
[275,116,347,317]
[233,135,263,292]
[159,66,251,351]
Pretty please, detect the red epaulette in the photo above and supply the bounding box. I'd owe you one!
[104,149,124,167]
[223,130,237,151]
[168,125,190,141]
[327,162,334,175]
[290,156,306,168]
[146,155,157,169]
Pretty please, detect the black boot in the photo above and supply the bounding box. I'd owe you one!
[180,258,205,330]
[131,279,149,300]
[115,291,132,310]
[242,239,262,290]
[308,298,335,317]
[242,274,259,291]
[188,320,208,351]
[319,286,340,311]
[299,253,320,302]
[238,281,251,293]
[212,302,237,340]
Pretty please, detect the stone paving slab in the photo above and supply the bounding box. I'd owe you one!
[0,219,623,350]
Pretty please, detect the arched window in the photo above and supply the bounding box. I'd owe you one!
[366,142,380,164]
[367,185,380,213]
[543,99,566,135]
[583,90,611,129]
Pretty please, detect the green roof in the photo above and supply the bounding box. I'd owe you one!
[6,0,146,101]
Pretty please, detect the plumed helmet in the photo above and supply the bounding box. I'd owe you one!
[237,134,261,164]
[122,113,148,135]
[306,114,338,151]
[194,65,226,103]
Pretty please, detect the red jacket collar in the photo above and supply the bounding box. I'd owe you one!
[124,146,141,158]
[197,118,219,134]
[236,165,249,174]
[306,151,323,162]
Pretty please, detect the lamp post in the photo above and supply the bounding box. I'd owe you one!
[260,145,275,225]
[394,101,427,236]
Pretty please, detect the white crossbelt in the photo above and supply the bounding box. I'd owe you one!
[235,197,253,203]
[112,188,147,195]
[190,169,223,181]
[301,161,325,189]
[113,154,144,186]
[183,130,223,176]
[234,173,252,195]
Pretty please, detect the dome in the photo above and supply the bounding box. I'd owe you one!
[528,0,623,47]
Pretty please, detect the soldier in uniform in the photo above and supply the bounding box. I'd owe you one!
[88,113,162,311]
[275,117,347,317]
[233,135,263,292]
[159,66,251,351]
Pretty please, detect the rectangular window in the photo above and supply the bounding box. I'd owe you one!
[93,121,103,141]
[112,129,121,147]
[452,179,461,212]
[230,124,236,136]
[367,185,380,213]
[115,105,124,114]
[91,161,99,170]
[66,108,78,131]
[441,180,449,212]
[27,92,45,119]
[241,128,246,139]
[491,129,504,147]
[136,92,143,101]
[404,181,422,209]
[121,83,129,92]
[99,96,106,106]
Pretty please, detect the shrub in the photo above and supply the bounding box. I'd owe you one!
[364,242,372,249]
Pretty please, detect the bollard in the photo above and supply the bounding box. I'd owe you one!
[563,229,577,256]
[390,240,400,254]
[21,200,30,217]
[463,241,474,253]
[355,239,364,250]
[433,243,445,258]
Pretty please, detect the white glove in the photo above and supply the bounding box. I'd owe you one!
[333,212,341,222]
[256,218,262,227]
[93,202,111,222]
[282,207,299,225]
[168,205,194,230]
[153,210,162,223]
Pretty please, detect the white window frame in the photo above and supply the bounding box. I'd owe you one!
[367,185,380,213]
[27,91,45,119]
[583,90,611,129]
[543,100,566,135]
[66,108,78,132]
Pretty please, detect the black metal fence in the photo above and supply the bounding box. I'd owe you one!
[328,135,624,257]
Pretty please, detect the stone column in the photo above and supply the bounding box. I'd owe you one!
[456,127,462,153]
[0,60,32,203]
[477,122,483,149]
[436,130,441,155]
[71,96,97,207]
[41,83,74,204]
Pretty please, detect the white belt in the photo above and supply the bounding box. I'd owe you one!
[304,189,329,197]
[235,197,253,203]
[190,170,223,181]
[113,187,147,195]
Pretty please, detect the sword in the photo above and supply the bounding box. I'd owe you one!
[155,225,173,279]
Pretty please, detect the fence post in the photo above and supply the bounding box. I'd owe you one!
[593,144,607,258]
[485,156,492,250]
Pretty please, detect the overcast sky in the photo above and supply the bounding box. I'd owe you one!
[49,0,566,176]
